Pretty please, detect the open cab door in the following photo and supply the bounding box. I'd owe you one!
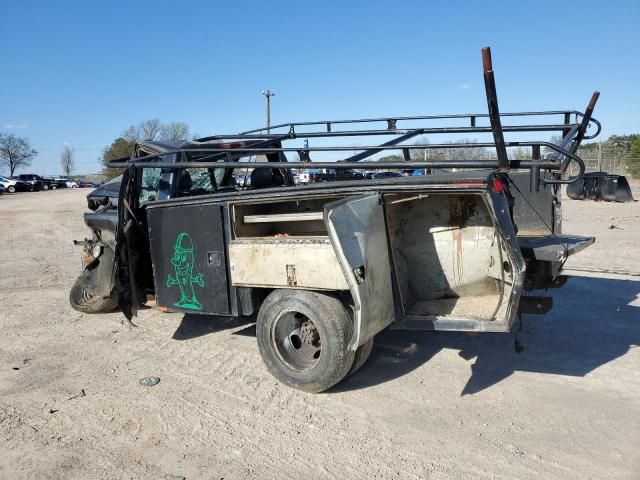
[115,166,152,320]
[324,194,395,350]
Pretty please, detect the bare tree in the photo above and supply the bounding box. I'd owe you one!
[510,147,530,160]
[161,122,190,142]
[122,119,190,142]
[410,138,492,162]
[409,136,430,160]
[543,135,563,155]
[122,119,163,141]
[141,119,163,140]
[60,145,74,177]
[409,138,493,162]
[0,133,38,176]
[121,125,140,142]
[441,139,493,161]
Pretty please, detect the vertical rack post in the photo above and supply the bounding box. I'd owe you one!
[482,47,510,172]
[530,145,541,192]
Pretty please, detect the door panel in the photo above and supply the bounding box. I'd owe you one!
[324,194,395,349]
[147,204,230,314]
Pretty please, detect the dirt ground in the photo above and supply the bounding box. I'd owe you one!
[1,187,639,480]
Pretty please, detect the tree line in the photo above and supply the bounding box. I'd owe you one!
[3,128,639,179]
[375,135,640,177]
[0,134,76,177]
[0,119,193,179]
[577,134,640,176]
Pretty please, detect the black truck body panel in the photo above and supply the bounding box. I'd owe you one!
[147,203,230,315]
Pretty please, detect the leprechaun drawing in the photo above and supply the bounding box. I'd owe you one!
[166,232,205,310]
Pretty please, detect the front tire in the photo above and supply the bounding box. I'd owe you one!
[256,289,355,393]
[69,268,118,314]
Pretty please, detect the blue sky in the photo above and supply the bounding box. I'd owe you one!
[1,0,638,175]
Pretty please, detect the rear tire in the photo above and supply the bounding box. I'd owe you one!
[256,289,355,393]
[69,268,118,314]
[348,337,374,376]
[42,184,49,190]
[7,186,15,193]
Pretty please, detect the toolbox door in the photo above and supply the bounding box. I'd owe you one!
[324,194,395,349]
[147,203,230,315]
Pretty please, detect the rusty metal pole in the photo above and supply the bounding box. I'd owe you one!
[482,47,509,173]
[572,91,600,152]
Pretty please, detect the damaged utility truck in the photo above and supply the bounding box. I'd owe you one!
[71,48,600,392]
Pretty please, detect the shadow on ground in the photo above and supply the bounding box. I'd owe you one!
[335,275,640,395]
[171,275,639,396]
[172,314,255,340]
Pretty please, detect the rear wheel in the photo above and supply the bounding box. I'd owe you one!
[7,185,15,193]
[42,184,49,190]
[256,289,355,393]
[348,337,374,376]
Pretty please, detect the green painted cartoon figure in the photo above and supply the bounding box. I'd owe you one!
[166,232,206,310]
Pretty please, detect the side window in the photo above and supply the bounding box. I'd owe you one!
[138,167,162,204]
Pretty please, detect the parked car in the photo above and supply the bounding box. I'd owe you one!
[78,181,98,188]
[0,175,25,193]
[370,171,403,179]
[0,184,5,195]
[47,178,68,189]
[53,176,79,188]
[71,48,600,393]
[294,172,311,184]
[65,179,77,188]
[310,168,365,182]
[15,174,54,191]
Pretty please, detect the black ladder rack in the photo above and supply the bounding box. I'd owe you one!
[108,47,601,190]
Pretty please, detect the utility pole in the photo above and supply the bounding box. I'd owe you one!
[597,141,602,172]
[261,90,275,133]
